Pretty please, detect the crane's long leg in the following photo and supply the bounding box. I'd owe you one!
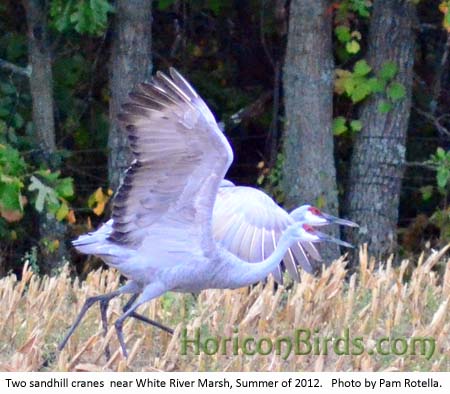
[99,292,140,360]
[58,281,139,352]
[114,283,166,357]
[128,311,174,334]
[123,294,173,334]
[122,293,176,332]
[99,293,173,359]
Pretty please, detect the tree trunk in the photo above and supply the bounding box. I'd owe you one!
[23,0,67,273]
[281,0,339,261]
[23,0,56,158]
[108,0,152,191]
[345,0,416,259]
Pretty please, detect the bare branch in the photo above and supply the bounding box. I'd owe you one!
[0,58,31,78]
[404,161,436,171]
[414,106,450,136]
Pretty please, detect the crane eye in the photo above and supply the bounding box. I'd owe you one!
[302,224,315,233]
[308,206,322,216]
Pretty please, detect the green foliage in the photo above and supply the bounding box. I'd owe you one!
[354,59,372,76]
[386,82,406,102]
[334,1,371,60]
[333,116,348,135]
[419,147,450,244]
[335,26,351,43]
[346,40,361,54]
[335,0,372,22]
[157,0,226,14]
[28,172,71,218]
[379,61,398,81]
[156,0,177,10]
[349,119,363,132]
[335,60,373,103]
[0,145,26,222]
[334,26,362,57]
[334,58,406,135]
[49,0,114,35]
[332,116,363,136]
[439,1,450,31]
[378,101,393,114]
[348,0,372,17]
[428,147,450,192]
[0,33,27,63]
[0,143,75,227]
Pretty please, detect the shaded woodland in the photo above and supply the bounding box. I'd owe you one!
[0,0,450,276]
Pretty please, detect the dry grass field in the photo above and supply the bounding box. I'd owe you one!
[0,245,449,372]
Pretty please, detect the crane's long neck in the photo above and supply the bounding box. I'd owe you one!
[217,229,295,289]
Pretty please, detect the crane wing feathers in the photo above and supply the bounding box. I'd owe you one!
[213,186,318,280]
[109,68,233,248]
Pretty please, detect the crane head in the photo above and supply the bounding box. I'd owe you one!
[290,205,359,228]
[299,223,354,248]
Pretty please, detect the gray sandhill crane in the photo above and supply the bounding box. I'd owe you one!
[213,181,358,281]
[60,69,355,357]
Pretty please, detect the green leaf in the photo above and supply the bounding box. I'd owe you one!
[436,147,446,160]
[55,177,74,199]
[350,81,371,103]
[56,201,69,221]
[387,82,406,101]
[157,0,177,10]
[0,82,16,95]
[343,77,357,96]
[346,40,360,54]
[0,179,23,212]
[349,0,371,17]
[354,60,372,76]
[367,77,385,93]
[378,101,393,114]
[0,145,27,176]
[437,168,450,189]
[350,120,363,132]
[68,0,114,35]
[13,113,24,129]
[379,61,398,81]
[335,26,351,43]
[333,116,348,136]
[444,8,450,30]
[207,0,225,15]
[420,185,434,201]
[50,0,75,32]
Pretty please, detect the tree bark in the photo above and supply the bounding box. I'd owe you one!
[282,0,340,261]
[108,0,152,191]
[23,0,56,158]
[345,0,416,259]
[23,0,67,273]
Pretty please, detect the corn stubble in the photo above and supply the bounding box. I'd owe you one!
[0,245,449,372]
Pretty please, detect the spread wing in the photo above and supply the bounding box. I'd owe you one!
[213,185,321,282]
[109,68,233,252]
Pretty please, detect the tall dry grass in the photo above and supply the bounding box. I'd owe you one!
[0,245,449,372]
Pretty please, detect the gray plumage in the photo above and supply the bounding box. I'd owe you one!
[61,68,355,357]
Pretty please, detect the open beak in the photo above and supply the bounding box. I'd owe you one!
[314,230,354,248]
[321,213,359,228]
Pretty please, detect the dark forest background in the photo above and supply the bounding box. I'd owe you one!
[0,0,449,276]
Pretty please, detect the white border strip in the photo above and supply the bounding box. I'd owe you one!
[1,372,449,394]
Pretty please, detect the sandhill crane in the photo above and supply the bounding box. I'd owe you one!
[59,69,355,357]
[214,180,358,281]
